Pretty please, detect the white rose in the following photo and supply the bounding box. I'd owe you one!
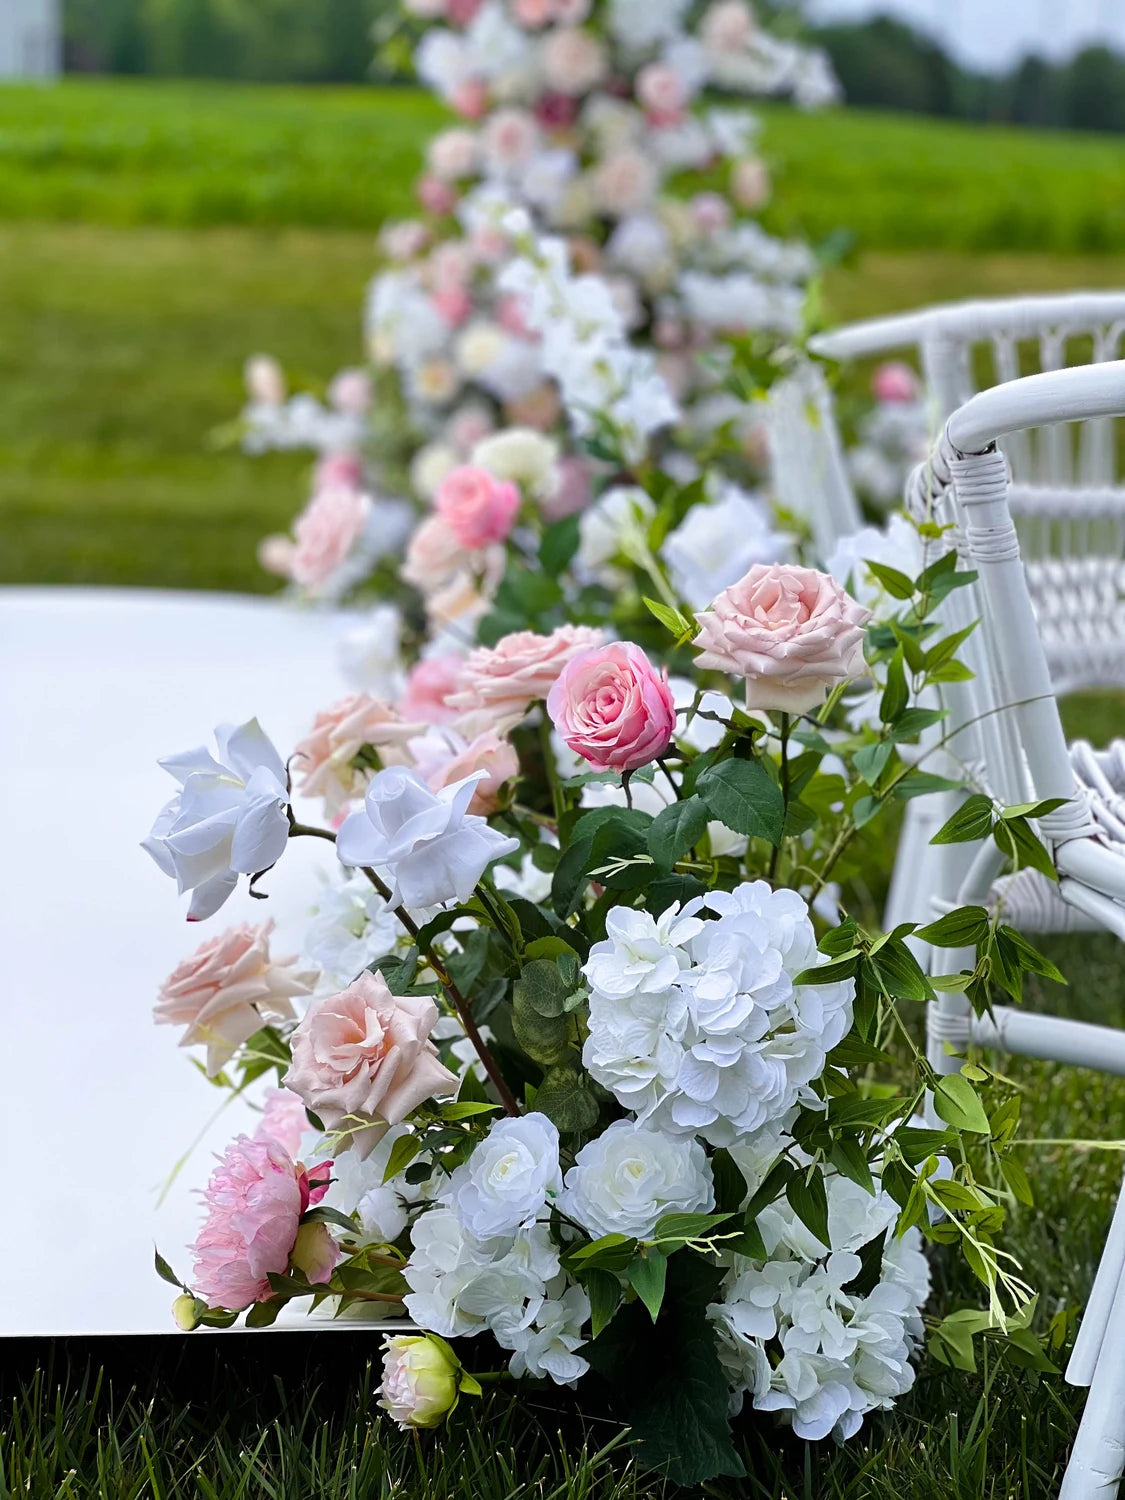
[561,1118,714,1240]
[336,766,518,910]
[470,427,559,498]
[142,718,290,920]
[576,485,655,573]
[442,1112,562,1240]
[661,486,789,609]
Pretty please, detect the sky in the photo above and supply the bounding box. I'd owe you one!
[806,0,1125,71]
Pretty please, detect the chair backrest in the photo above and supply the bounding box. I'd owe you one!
[907,362,1125,837]
[811,292,1125,488]
[765,360,864,556]
[815,294,1125,696]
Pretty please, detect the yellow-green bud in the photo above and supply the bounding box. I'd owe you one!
[378,1334,461,1429]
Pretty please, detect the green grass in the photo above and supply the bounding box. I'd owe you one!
[1,79,1124,254]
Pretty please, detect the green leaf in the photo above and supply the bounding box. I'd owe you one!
[245,1299,282,1328]
[154,1248,183,1289]
[513,958,571,1019]
[888,706,947,742]
[439,1101,502,1121]
[915,906,991,948]
[933,1074,991,1134]
[865,559,915,599]
[880,651,908,723]
[994,816,1058,882]
[853,739,894,787]
[830,1137,874,1194]
[786,1169,830,1248]
[534,1066,600,1133]
[301,1205,357,1233]
[998,925,1066,985]
[582,1267,623,1338]
[710,1148,748,1215]
[893,1125,959,1166]
[584,1255,745,1486]
[892,770,965,801]
[842,1233,885,1297]
[644,873,706,914]
[628,1251,668,1323]
[649,1211,734,1251]
[1000,1154,1034,1206]
[565,1234,637,1272]
[931,794,994,845]
[869,941,934,1002]
[1000,797,1068,820]
[539,513,581,574]
[511,992,572,1067]
[383,1132,422,1184]
[696,759,785,845]
[647,796,710,870]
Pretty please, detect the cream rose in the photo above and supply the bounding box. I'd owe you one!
[284,971,458,1158]
[693,562,871,714]
[155,921,315,1077]
[293,694,425,816]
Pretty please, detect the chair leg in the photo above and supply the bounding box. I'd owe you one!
[1060,1231,1125,1498]
[1068,1172,1125,1388]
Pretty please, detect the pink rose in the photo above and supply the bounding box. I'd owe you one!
[447,403,495,454]
[328,369,372,415]
[290,486,371,593]
[446,624,605,732]
[155,921,314,1077]
[433,286,472,327]
[427,127,479,181]
[693,562,871,713]
[483,108,540,172]
[401,655,465,725]
[402,515,468,595]
[636,62,688,123]
[428,729,520,814]
[547,642,675,772]
[690,192,730,236]
[284,972,458,1158]
[190,1134,338,1310]
[255,1087,309,1159]
[380,219,430,261]
[314,451,364,491]
[450,79,489,119]
[873,360,920,404]
[513,0,552,26]
[435,465,520,548]
[418,175,458,216]
[592,150,658,216]
[541,27,607,94]
[293,694,425,815]
[542,455,592,521]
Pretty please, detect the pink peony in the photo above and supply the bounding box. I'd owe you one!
[435,465,521,549]
[155,921,314,1077]
[190,1135,337,1310]
[290,486,371,593]
[446,624,605,732]
[401,655,466,725]
[693,562,871,714]
[873,360,920,404]
[293,693,425,815]
[255,1087,309,1159]
[284,972,458,1159]
[547,642,675,772]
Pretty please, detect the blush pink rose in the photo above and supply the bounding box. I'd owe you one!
[427,729,520,814]
[435,465,520,548]
[547,642,675,772]
[427,127,479,181]
[315,451,364,491]
[155,921,315,1077]
[402,514,467,595]
[284,972,458,1159]
[693,562,871,714]
[191,1135,337,1310]
[434,286,473,326]
[401,655,465,725]
[328,369,372,415]
[290,486,371,593]
[450,79,489,119]
[873,360,920,404]
[293,693,426,815]
[636,62,688,123]
[446,624,605,732]
[541,27,607,94]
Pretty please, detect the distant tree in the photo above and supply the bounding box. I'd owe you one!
[1061,47,1125,133]
[814,17,956,116]
[1007,54,1060,128]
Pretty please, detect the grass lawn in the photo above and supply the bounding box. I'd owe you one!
[4,79,1125,1499]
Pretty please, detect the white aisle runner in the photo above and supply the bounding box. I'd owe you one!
[0,589,354,1335]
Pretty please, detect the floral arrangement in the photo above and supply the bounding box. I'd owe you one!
[244,0,841,609]
[148,413,1062,1480]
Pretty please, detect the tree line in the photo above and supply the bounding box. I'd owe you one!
[63,0,1125,133]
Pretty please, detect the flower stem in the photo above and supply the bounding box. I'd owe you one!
[287,821,521,1119]
[768,712,791,883]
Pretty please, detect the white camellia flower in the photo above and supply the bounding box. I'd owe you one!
[142,718,290,920]
[442,1112,562,1241]
[336,766,519,909]
[561,1117,714,1240]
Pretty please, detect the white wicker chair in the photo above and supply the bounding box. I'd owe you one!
[765,358,864,556]
[807,294,1125,938]
[909,362,1125,1500]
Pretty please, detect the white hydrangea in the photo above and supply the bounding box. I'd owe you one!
[507,1284,592,1385]
[562,1117,714,1240]
[709,1168,930,1443]
[404,1208,557,1343]
[582,884,854,1146]
[302,870,404,994]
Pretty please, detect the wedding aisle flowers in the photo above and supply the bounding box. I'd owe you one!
[150,527,1057,1483]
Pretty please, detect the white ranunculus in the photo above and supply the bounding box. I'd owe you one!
[443,1113,562,1241]
[142,718,290,920]
[336,766,519,909]
[562,1118,714,1240]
